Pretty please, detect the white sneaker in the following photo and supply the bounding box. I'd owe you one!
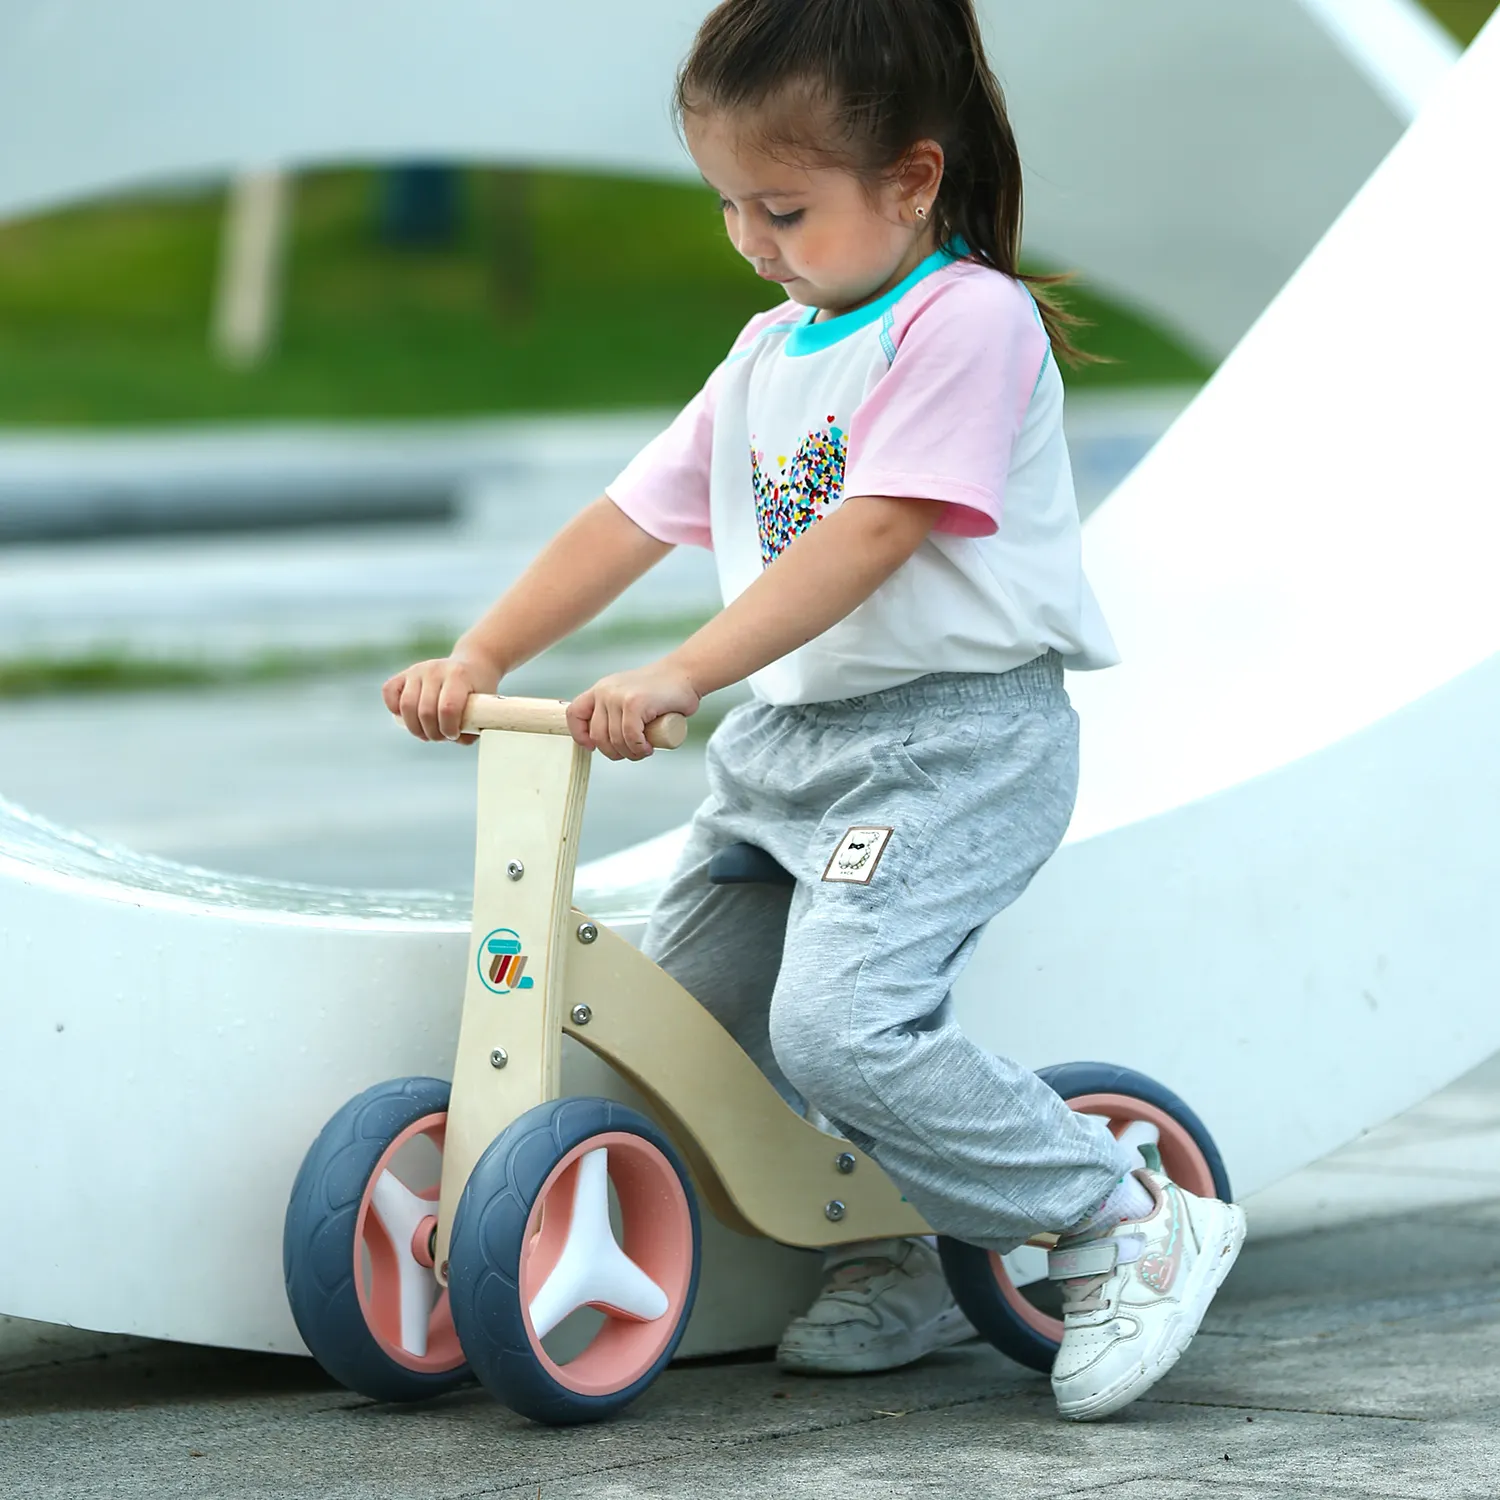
[1048,1165,1246,1421]
[776,1237,976,1374]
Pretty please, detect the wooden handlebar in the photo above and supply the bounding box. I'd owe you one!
[459,694,688,750]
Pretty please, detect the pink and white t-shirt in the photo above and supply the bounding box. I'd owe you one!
[606,244,1118,706]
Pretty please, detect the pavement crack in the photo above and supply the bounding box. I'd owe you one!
[1066,1470,1434,1500]
[1141,1396,1427,1422]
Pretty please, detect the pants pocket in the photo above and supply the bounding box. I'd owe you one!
[888,718,980,795]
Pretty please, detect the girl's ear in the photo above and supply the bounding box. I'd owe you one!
[896,139,945,211]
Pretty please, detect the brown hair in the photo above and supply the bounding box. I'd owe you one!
[675,0,1091,363]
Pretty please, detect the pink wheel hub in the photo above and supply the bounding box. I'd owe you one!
[519,1131,695,1397]
[353,1112,465,1373]
[988,1092,1218,1344]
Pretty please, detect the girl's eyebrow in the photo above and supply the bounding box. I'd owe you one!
[699,175,804,202]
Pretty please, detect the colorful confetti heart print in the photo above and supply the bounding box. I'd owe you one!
[750,416,847,565]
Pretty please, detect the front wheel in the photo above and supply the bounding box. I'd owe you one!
[446,1097,701,1425]
[938,1062,1231,1374]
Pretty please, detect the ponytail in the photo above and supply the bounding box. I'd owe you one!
[927,1,1092,362]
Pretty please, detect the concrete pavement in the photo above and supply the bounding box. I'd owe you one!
[2,1195,1496,1498]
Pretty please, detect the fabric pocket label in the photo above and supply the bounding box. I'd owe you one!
[822,826,893,884]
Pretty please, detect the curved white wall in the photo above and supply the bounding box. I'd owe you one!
[0,808,819,1353]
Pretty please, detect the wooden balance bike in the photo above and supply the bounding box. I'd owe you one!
[283,695,1232,1424]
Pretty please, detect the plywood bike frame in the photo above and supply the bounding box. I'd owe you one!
[433,699,928,1277]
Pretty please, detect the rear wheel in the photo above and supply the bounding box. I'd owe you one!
[938,1062,1230,1374]
[283,1076,469,1401]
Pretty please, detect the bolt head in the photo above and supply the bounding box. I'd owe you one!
[824,1199,846,1222]
[835,1152,857,1175]
[506,860,524,881]
[570,1003,592,1026]
[576,921,599,944]
[489,1047,509,1069]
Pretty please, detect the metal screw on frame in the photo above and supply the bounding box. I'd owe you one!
[570,1004,592,1026]
[824,1200,846,1222]
[576,922,599,944]
[506,860,524,881]
[835,1153,857,1175]
[489,1048,508,1069]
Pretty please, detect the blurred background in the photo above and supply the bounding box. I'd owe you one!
[0,0,1493,894]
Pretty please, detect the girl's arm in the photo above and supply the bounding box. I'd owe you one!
[384,495,672,741]
[568,494,945,758]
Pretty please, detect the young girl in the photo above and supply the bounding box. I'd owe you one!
[385,0,1244,1421]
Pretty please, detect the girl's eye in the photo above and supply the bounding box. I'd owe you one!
[715,196,802,229]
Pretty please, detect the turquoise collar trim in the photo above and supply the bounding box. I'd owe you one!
[784,237,969,357]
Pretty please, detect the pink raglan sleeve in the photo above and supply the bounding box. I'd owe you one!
[605,304,796,550]
[841,269,1050,539]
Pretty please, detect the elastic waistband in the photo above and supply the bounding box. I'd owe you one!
[794,652,1066,725]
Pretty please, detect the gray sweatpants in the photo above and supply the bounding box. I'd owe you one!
[642,653,1133,1253]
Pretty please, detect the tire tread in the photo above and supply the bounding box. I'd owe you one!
[284,1076,469,1403]
[447,1097,701,1426]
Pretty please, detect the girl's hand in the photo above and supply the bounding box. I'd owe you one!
[567,662,701,761]
[382,650,503,743]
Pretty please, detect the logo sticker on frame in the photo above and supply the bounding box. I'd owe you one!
[822,826,893,885]
[477,928,535,994]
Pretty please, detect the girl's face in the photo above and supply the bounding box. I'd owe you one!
[685,108,944,320]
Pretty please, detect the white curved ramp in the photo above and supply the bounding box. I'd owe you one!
[0,0,1453,358]
[0,805,817,1354]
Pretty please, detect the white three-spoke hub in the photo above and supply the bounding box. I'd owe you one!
[368,1170,439,1357]
[528,1147,669,1340]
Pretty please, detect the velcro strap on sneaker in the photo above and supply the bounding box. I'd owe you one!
[1048,1242,1119,1280]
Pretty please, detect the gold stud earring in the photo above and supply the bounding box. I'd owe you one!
[915,205,929,221]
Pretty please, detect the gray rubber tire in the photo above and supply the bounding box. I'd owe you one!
[447,1096,701,1425]
[283,1076,470,1402]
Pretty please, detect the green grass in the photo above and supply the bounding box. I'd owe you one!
[0,614,743,735]
[0,169,1207,428]
[1423,0,1496,42]
[0,610,717,700]
[0,636,451,700]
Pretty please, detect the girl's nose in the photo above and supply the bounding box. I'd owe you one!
[732,215,776,263]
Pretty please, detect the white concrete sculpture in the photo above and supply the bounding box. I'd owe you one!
[1,6,1493,1359]
[0,809,823,1354]
[0,0,1454,358]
